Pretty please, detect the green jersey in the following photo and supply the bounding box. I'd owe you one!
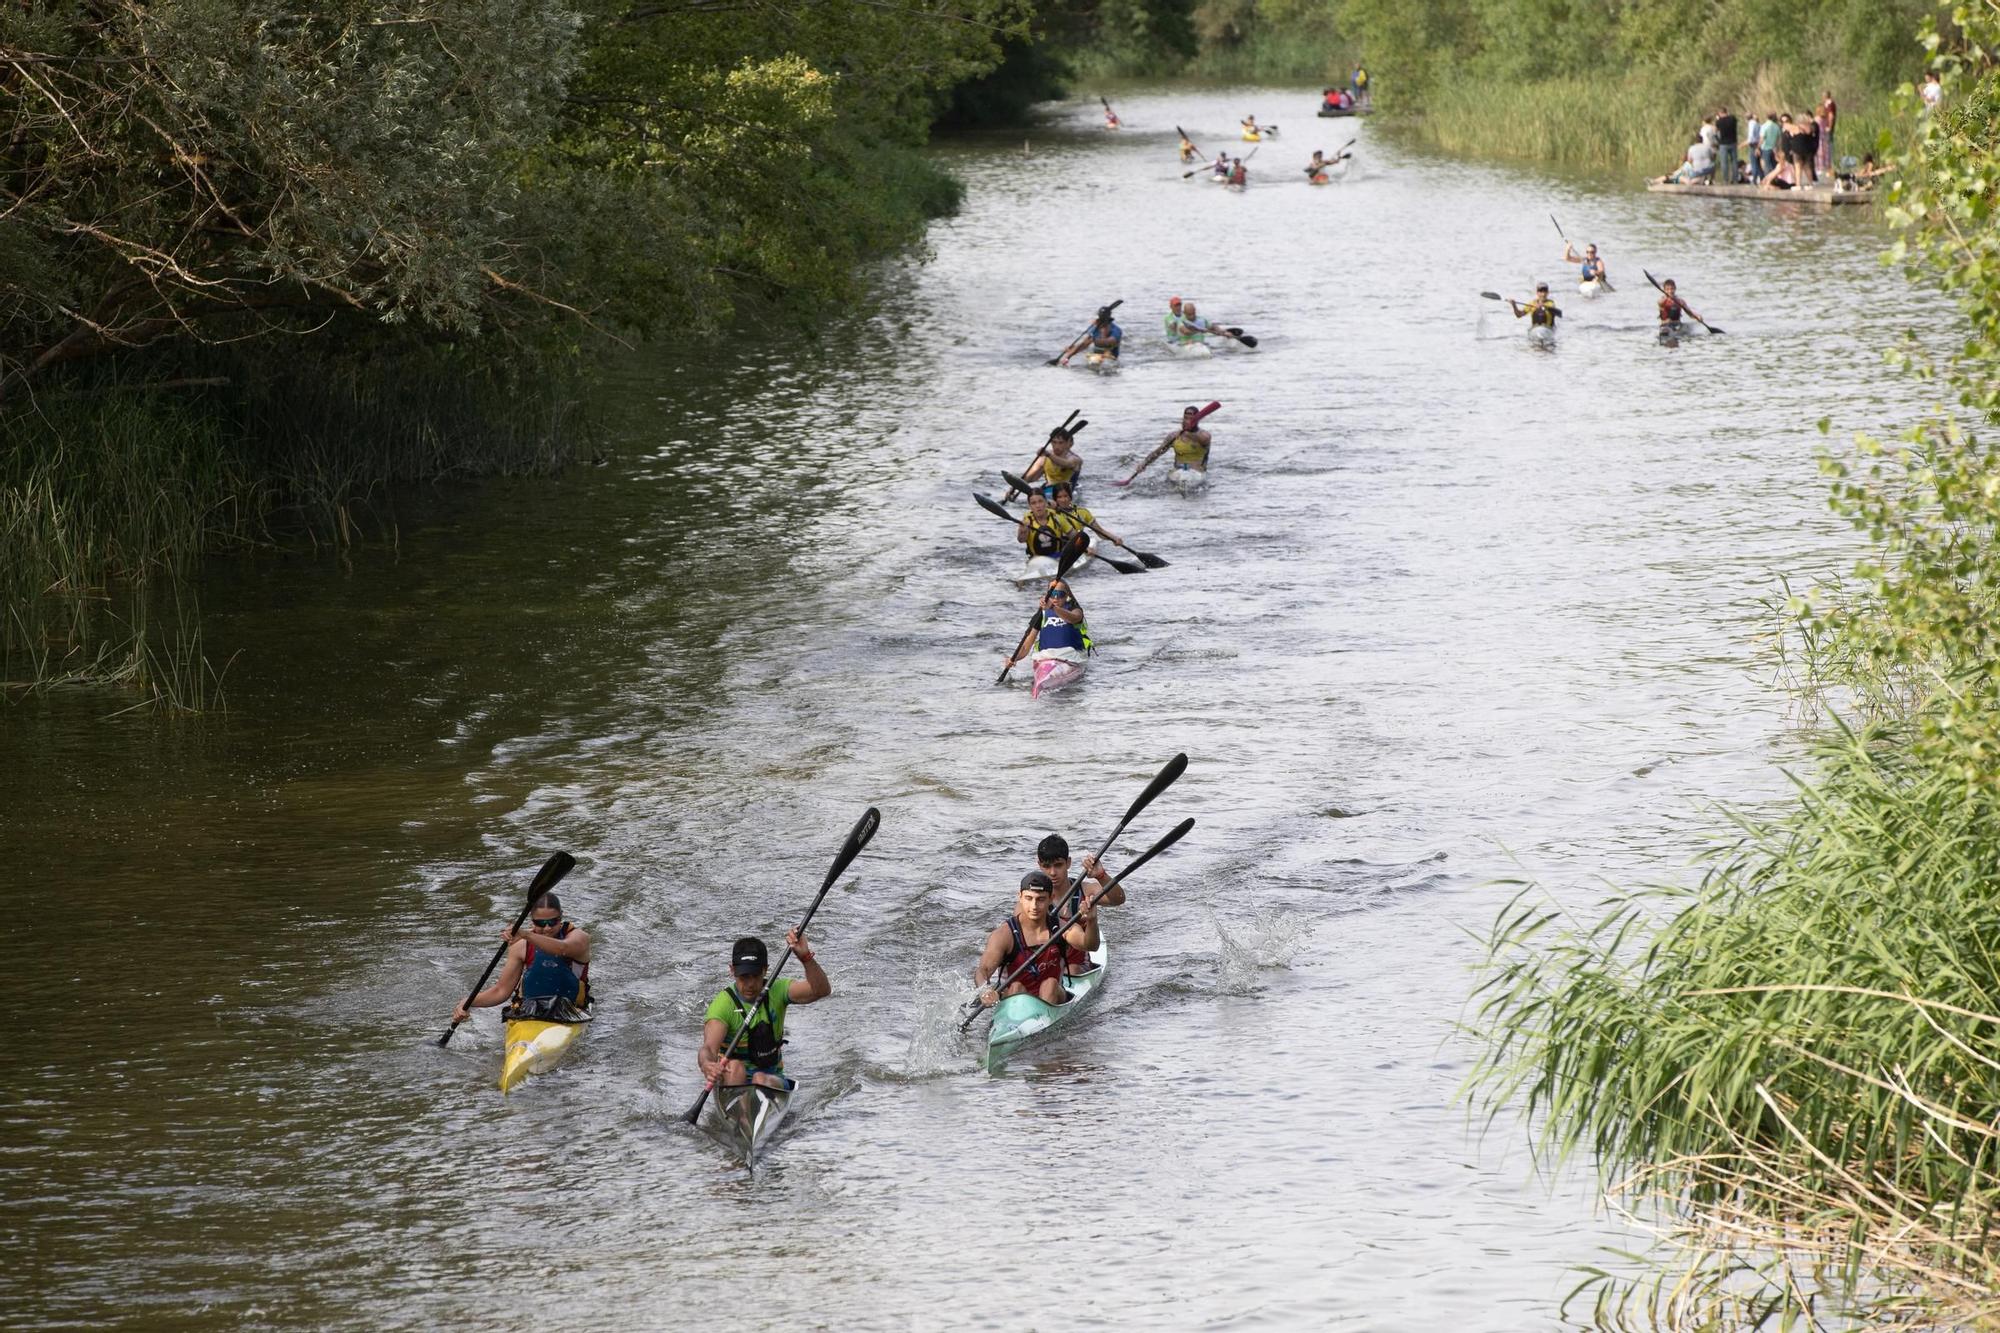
[705,977,794,1068]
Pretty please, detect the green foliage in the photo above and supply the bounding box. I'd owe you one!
[1470,7,2000,1322]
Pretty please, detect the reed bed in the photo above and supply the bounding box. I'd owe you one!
[1470,419,2000,1324]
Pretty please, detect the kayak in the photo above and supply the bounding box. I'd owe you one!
[986,937,1108,1072]
[1578,279,1605,299]
[1031,654,1086,698]
[1085,350,1120,374]
[499,1014,586,1093]
[1016,548,1095,587]
[1527,324,1557,349]
[1168,339,1212,359]
[1167,464,1208,490]
[710,1078,794,1170]
[1241,130,1261,142]
[1657,321,1707,342]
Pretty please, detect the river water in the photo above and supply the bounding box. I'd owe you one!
[5,88,1951,1329]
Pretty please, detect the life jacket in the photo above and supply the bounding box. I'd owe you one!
[1580,258,1603,280]
[516,924,587,1008]
[1041,450,1079,486]
[720,984,786,1068]
[1002,916,1066,995]
[1021,513,1063,558]
[1049,505,1093,539]
[1171,431,1209,468]
[1035,583,1090,656]
[1659,296,1687,323]
[1527,300,1558,327]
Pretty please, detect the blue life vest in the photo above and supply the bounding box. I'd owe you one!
[1580,258,1604,280]
[518,925,587,1006]
[1036,585,1090,654]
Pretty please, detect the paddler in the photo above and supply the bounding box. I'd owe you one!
[1177,132,1197,163]
[1021,425,1084,497]
[1058,306,1122,367]
[1002,571,1091,681]
[451,892,591,1025]
[1208,151,1230,180]
[1241,114,1262,138]
[1655,278,1701,328]
[1306,149,1332,183]
[1227,157,1248,189]
[1565,240,1609,287]
[973,872,1100,1008]
[1171,299,1241,348]
[1037,833,1120,973]
[697,930,828,1091]
[1121,404,1213,484]
[1047,481,1128,554]
[1016,489,1066,563]
[1508,282,1562,330]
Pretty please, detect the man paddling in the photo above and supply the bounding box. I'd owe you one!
[1227,157,1248,189]
[1169,299,1242,348]
[1305,148,1345,183]
[452,892,591,1025]
[974,872,1099,1008]
[1002,575,1091,681]
[1655,278,1701,328]
[1038,833,1118,973]
[1059,307,1122,367]
[1564,240,1609,288]
[1177,132,1197,163]
[1122,405,1213,484]
[697,930,828,1091]
[1021,425,1084,496]
[1508,282,1562,330]
[1016,490,1065,563]
[1048,482,1129,557]
[1208,151,1230,181]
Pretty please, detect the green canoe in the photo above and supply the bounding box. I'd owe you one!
[984,938,1109,1073]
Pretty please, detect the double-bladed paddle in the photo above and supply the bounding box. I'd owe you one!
[1643,269,1723,335]
[974,490,1144,575]
[1045,298,1123,366]
[1301,137,1358,177]
[996,470,1166,570]
[998,535,1089,684]
[438,851,577,1047]
[959,756,1192,1030]
[682,806,881,1124]
[1176,124,1203,161]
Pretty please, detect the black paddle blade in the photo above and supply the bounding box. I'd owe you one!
[1123,753,1189,824]
[1479,291,1503,302]
[1060,408,1080,431]
[1001,469,1038,497]
[820,806,881,893]
[1235,334,1259,348]
[1056,534,1090,578]
[1133,550,1169,568]
[1099,552,1145,574]
[1643,269,1666,294]
[974,492,1016,523]
[527,851,578,902]
[1070,419,1088,436]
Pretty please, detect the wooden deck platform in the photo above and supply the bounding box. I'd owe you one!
[1645,180,1874,206]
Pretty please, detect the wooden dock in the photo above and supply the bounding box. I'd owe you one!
[1645,180,1874,207]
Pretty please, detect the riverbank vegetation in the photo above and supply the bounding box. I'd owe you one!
[2,1,1022,701]
[1470,14,2000,1323]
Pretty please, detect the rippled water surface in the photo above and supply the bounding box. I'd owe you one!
[4,89,1955,1329]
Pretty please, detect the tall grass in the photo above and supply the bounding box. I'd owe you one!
[1469,419,2000,1324]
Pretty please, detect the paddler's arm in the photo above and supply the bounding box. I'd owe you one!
[454,938,529,1022]
[1079,853,1124,907]
[509,925,591,962]
[1043,594,1082,625]
[698,1016,732,1080]
[1057,328,1092,365]
[972,924,1012,1004]
[1086,517,1121,545]
[1508,300,1526,318]
[1015,515,1033,545]
[783,929,830,1004]
[1004,620,1038,668]
[1061,899,1100,951]
[1563,242,1583,264]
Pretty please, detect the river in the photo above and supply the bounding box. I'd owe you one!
[4,87,1950,1329]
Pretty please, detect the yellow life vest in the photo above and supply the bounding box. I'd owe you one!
[1171,431,1209,467]
[1042,451,1079,485]
[1021,513,1063,558]
[1050,506,1093,538]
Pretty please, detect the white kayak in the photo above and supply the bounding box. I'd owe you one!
[1167,464,1208,490]
[1085,350,1120,374]
[1578,279,1605,299]
[1527,324,1556,349]
[1015,549,1095,587]
[1167,340,1212,359]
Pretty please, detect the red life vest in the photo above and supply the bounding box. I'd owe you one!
[1002,916,1066,994]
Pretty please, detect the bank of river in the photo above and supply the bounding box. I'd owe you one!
[3,87,1953,1328]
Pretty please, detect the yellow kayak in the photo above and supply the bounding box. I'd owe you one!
[499,1016,584,1093]
[1241,130,1262,142]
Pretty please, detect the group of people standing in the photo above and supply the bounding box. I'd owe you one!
[1656,94,1863,190]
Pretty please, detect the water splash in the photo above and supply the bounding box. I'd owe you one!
[1208,905,1314,990]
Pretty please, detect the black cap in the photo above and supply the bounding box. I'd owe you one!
[731,936,768,976]
[1019,871,1054,894]
[1097,306,1113,320]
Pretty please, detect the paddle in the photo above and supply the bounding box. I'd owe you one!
[958,758,1193,1031]
[958,816,1195,1032]
[1302,136,1358,176]
[1100,96,1119,126]
[998,470,1166,570]
[682,805,882,1124]
[998,535,1090,684]
[1003,410,1083,501]
[973,491,1145,575]
[1176,124,1203,161]
[1045,298,1123,366]
[1552,214,1616,293]
[1643,269,1723,335]
[1113,400,1221,486]
[438,851,577,1047]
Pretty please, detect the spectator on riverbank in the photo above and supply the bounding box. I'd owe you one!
[1655,135,1715,185]
[1921,70,1943,110]
[1714,107,1739,187]
[1817,91,1837,174]
[1698,115,1719,162]
[1744,112,1764,181]
[1759,112,1781,178]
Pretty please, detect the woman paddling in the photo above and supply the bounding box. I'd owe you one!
[1002,576,1092,695]
[1119,405,1214,486]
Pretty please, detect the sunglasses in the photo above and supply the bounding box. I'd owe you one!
[530,916,561,927]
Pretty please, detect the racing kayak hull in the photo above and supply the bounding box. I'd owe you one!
[1017,550,1094,587]
[986,939,1108,1072]
[499,1017,584,1093]
[1578,279,1604,299]
[1167,465,1208,490]
[1031,656,1086,698]
[1527,324,1556,349]
[1085,350,1119,373]
[1168,340,1213,359]
[711,1079,794,1170]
